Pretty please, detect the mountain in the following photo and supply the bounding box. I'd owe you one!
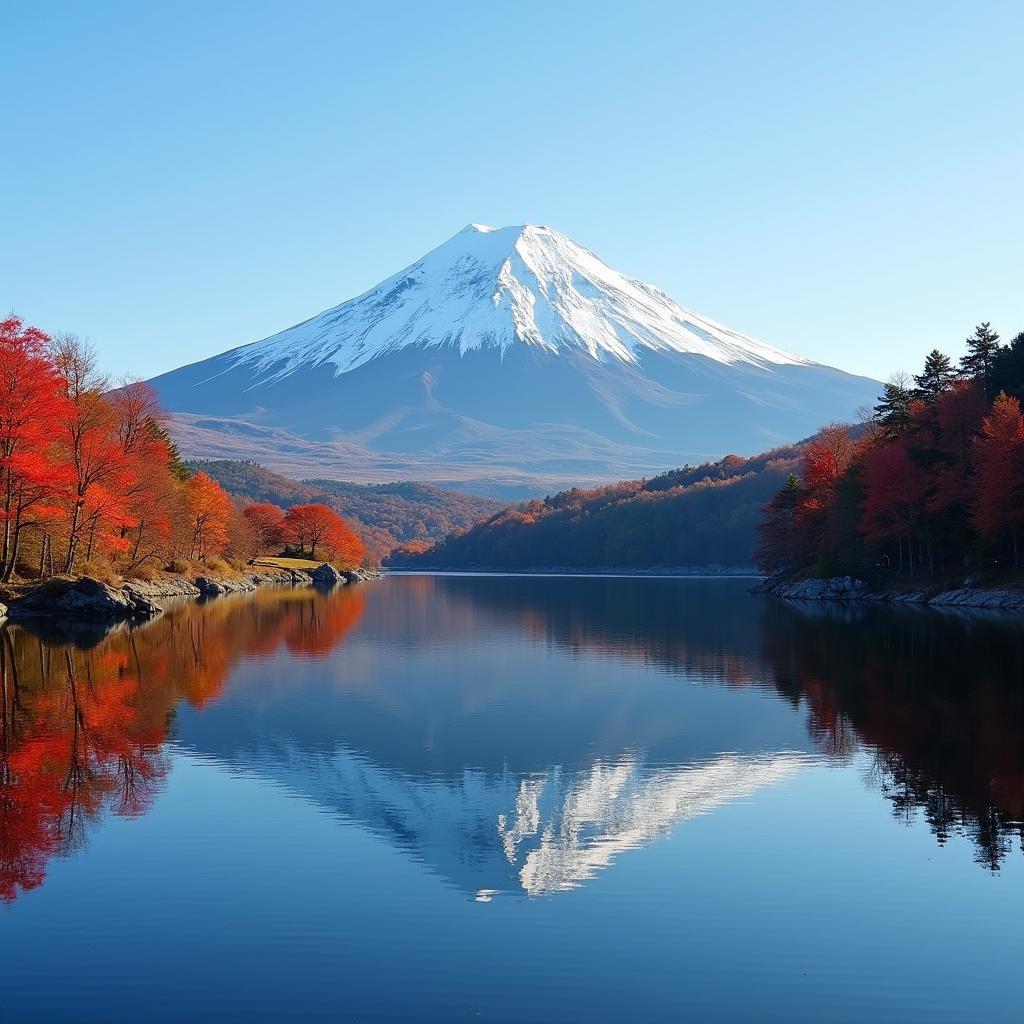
[185,459,503,564]
[150,224,879,495]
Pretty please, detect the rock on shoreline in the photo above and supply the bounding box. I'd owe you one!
[754,575,1024,612]
[8,577,162,622]
[5,564,379,624]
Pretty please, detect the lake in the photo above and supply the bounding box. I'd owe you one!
[1,574,1022,1022]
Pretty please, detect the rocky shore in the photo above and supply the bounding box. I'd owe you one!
[753,575,1024,612]
[2,564,380,625]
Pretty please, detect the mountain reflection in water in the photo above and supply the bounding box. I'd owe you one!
[1,575,1023,905]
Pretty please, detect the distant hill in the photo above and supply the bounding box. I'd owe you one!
[185,460,503,564]
[385,444,805,570]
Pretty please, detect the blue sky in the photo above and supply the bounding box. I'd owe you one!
[3,0,1021,382]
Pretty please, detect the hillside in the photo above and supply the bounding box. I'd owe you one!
[386,444,805,571]
[186,460,503,564]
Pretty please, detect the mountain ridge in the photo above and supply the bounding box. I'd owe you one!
[149,224,880,494]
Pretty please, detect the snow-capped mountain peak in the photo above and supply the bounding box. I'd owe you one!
[228,223,809,382]
[150,221,879,492]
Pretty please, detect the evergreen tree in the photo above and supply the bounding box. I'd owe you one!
[755,473,805,573]
[959,322,1003,397]
[146,419,190,481]
[992,330,1024,401]
[912,349,956,402]
[873,374,913,437]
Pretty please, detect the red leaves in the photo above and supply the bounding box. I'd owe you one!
[283,503,364,567]
[973,394,1024,549]
[761,369,1024,575]
[859,439,927,544]
[242,501,287,557]
[0,316,66,579]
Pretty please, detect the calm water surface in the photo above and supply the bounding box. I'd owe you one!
[2,575,1023,1022]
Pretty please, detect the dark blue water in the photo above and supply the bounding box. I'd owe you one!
[1,575,1022,1022]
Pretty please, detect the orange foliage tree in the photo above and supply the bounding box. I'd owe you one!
[0,316,65,580]
[242,501,287,558]
[283,503,364,566]
[183,472,232,561]
[973,393,1024,567]
[759,326,1024,578]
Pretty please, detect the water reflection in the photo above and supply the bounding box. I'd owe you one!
[1,575,1022,906]
[0,588,366,901]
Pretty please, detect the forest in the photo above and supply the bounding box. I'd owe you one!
[757,323,1024,581]
[188,460,503,565]
[393,322,1024,576]
[385,442,805,570]
[0,315,364,584]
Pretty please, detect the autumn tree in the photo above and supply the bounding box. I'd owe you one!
[973,393,1024,568]
[242,502,287,559]
[283,503,364,565]
[924,380,988,525]
[321,515,365,568]
[51,336,125,573]
[101,381,179,568]
[860,439,928,573]
[0,317,65,580]
[183,472,232,561]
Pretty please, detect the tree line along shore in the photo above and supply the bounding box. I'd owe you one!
[0,315,366,615]
[756,323,1024,599]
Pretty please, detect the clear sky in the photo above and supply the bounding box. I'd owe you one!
[3,0,1021,383]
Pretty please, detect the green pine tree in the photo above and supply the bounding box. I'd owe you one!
[959,322,1003,396]
[146,419,190,481]
[873,374,913,437]
[912,349,956,402]
[992,330,1024,401]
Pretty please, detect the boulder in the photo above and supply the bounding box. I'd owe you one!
[311,563,345,587]
[195,576,227,597]
[341,567,381,583]
[128,593,162,618]
[756,575,870,602]
[10,577,162,621]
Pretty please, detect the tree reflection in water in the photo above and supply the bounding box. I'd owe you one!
[434,577,1024,873]
[756,600,1024,871]
[0,587,366,901]
[1,576,1022,905]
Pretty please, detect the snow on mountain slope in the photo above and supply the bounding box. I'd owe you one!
[149,223,880,494]
[222,223,808,382]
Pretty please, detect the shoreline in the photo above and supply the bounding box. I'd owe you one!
[753,575,1024,613]
[1,564,380,625]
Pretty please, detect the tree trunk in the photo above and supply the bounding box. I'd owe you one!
[1,468,12,577]
[65,500,83,574]
[2,510,22,582]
